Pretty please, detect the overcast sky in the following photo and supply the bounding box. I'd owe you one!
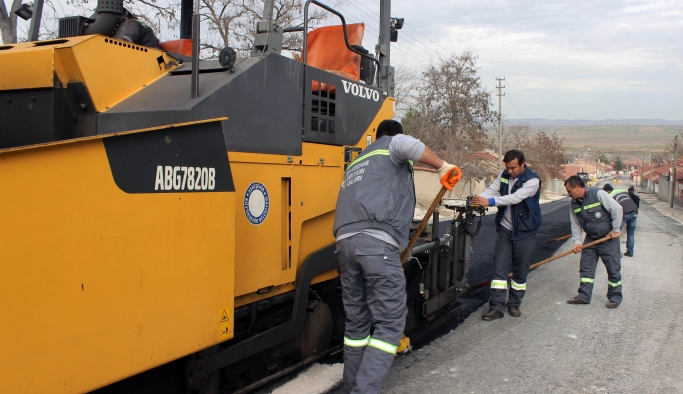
[5,0,682,120]
[337,0,683,121]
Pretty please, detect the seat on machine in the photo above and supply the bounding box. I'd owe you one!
[160,39,193,57]
[305,23,365,92]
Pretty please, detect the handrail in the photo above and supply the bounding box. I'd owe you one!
[303,0,380,88]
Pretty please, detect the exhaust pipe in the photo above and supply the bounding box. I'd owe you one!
[82,0,124,36]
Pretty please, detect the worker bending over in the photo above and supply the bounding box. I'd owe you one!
[602,183,638,257]
[565,176,623,308]
[333,120,458,394]
[472,149,541,320]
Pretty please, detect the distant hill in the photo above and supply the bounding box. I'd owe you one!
[505,119,683,126]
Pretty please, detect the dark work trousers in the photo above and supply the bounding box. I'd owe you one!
[335,233,407,394]
[577,236,623,303]
[489,227,536,313]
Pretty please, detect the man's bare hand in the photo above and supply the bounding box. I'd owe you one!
[573,244,582,254]
[471,196,489,207]
[609,231,621,239]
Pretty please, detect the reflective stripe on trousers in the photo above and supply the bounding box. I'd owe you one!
[577,236,622,304]
[510,280,526,291]
[491,279,508,290]
[368,338,398,354]
[343,336,397,355]
[344,335,370,347]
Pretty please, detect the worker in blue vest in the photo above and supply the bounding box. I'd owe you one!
[333,120,459,394]
[472,149,542,320]
[603,184,638,256]
[565,176,623,308]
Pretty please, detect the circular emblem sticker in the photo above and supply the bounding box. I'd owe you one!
[244,182,269,225]
[594,212,602,219]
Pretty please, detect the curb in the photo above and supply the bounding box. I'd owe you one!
[641,197,683,224]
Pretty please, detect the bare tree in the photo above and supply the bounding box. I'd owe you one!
[489,120,566,185]
[664,129,683,160]
[402,51,497,183]
[0,0,21,43]
[66,0,178,36]
[393,63,419,118]
[201,0,338,58]
[3,0,338,57]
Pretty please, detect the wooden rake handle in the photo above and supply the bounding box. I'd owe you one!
[507,234,612,277]
[547,234,572,243]
[400,167,462,263]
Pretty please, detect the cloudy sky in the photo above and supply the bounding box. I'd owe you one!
[4,0,681,120]
[337,0,683,121]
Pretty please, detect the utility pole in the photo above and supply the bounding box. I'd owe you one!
[378,0,394,97]
[649,151,653,195]
[27,0,44,41]
[496,77,505,172]
[671,135,678,208]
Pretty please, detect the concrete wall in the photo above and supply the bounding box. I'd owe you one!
[413,168,487,205]
[657,174,683,205]
[658,174,669,202]
[546,178,565,194]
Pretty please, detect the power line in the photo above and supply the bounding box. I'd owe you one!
[503,86,540,128]
[504,84,530,116]
[362,1,604,121]
[342,0,442,64]
[339,7,436,66]
[343,0,503,97]
[504,96,539,128]
[349,2,593,122]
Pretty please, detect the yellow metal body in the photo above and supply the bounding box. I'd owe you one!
[0,30,398,392]
[0,121,235,393]
[0,35,178,112]
[231,98,396,308]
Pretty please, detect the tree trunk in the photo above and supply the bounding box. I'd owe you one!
[0,0,22,44]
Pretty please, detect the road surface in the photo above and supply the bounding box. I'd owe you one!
[265,187,683,394]
[322,188,683,394]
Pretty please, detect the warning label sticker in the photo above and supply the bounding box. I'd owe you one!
[219,308,231,339]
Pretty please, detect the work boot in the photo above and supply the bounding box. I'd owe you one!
[507,307,522,317]
[566,297,589,305]
[606,301,620,308]
[624,252,633,257]
[481,309,504,321]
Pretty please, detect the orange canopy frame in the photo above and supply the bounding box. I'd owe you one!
[159,39,193,57]
[305,23,365,92]
[159,23,366,90]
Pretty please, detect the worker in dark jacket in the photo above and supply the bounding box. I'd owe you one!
[566,176,623,308]
[113,10,162,49]
[628,186,640,208]
[603,184,638,256]
[333,120,459,394]
[472,149,542,320]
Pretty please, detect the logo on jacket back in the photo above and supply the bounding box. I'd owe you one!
[341,80,380,102]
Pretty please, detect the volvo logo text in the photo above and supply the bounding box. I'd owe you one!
[341,80,380,102]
